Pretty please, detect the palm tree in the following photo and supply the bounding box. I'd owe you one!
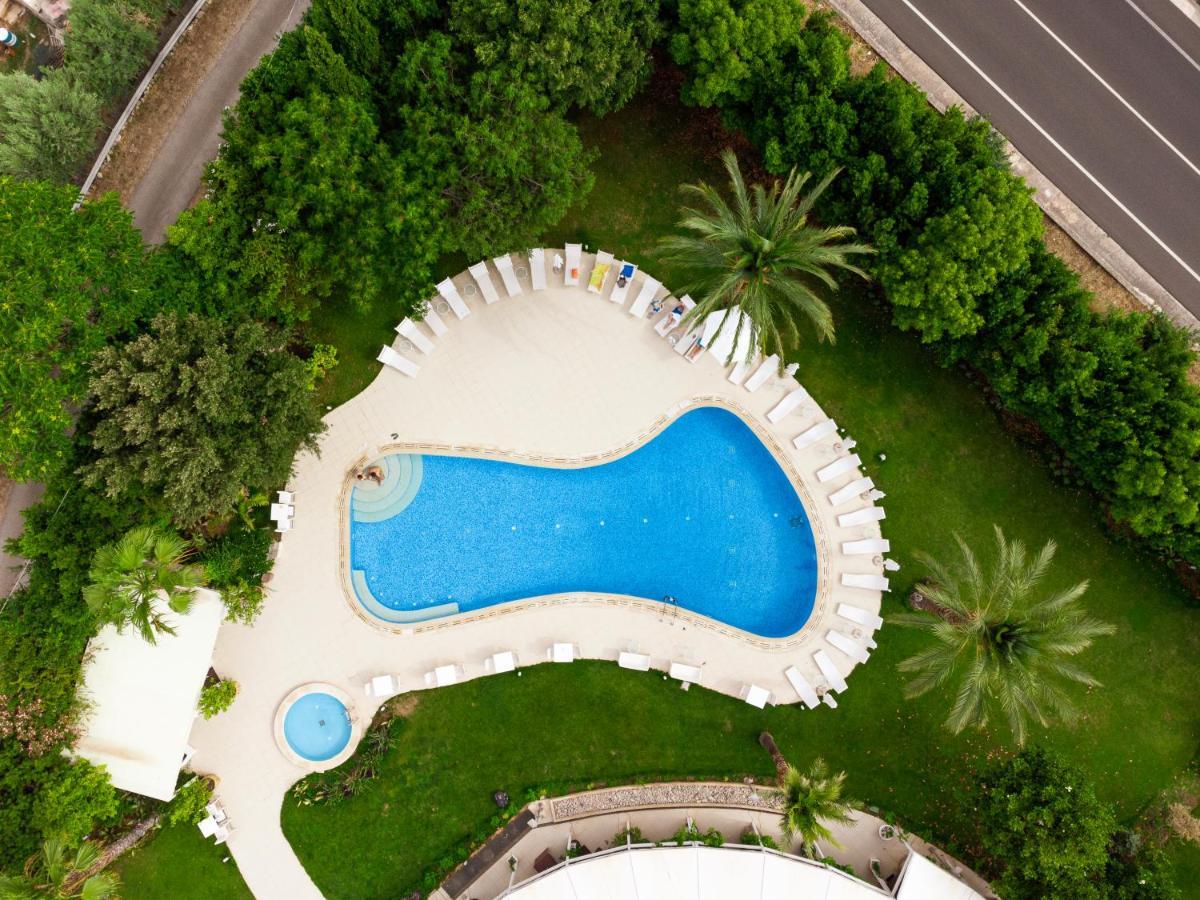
[892,525,1116,745]
[778,759,856,857]
[0,835,119,899]
[83,524,205,644]
[758,731,791,783]
[656,148,873,367]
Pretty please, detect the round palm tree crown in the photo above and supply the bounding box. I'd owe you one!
[82,525,205,644]
[657,148,873,367]
[891,525,1116,745]
[778,758,857,857]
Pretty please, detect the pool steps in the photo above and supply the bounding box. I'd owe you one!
[350,454,423,522]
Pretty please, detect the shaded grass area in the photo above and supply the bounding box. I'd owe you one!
[113,821,251,899]
[278,71,1200,897]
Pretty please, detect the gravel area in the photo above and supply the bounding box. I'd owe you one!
[551,782,783,821]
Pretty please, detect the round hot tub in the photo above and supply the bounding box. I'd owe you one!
[274,683,359,770]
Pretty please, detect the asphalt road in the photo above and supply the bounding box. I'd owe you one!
[859,0,1200,316]
[128,0,310,242]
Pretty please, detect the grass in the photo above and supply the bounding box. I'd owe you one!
[112,821,252,899]
[125,67,1200,895]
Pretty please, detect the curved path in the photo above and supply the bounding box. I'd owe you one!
[190,253,887,898]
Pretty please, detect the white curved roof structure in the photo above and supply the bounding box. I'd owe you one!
[499,843,984,900]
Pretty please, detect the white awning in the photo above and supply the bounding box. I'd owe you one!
[74,589,224,801]
[895,849,985,900]
[700,307,756,364]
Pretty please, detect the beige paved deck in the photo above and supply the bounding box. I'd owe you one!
[188,251,887,898]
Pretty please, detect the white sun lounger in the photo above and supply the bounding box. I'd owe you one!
[742,684,771,708]
[829,477,874,506]
[814,649,849,693]
[727,352,760,385]
[628,276,661,317]
[420,305,448,336]
[794,419,838,450]
[817,454,862,483]
[468,261,501,304]
[744,355,781,392]
[564,243,583,286]
[395,319,434,354]
[424,664,462,687]
[436,278,470,319]
[784,666,820,709]
[838,603,885,630]
[365,674,398,698]
[843,538,891,556]
[767,387,809,424]
[828,630,871,664]
[549,642,577,663]
[838,506,886,527]
[668,662,703,685]
[587,250,614,294]
[485,651,518,673]
[618,651,651,671]
[655,295,694,336]
[674,325,703,357]
[377,345,419,377]
[822,693,838,709]
[493,255,523,296]
[609,262,638,305]
[841,573,890,592]
[529,248,547,291]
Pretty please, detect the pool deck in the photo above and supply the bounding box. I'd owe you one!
[189,251,887,899]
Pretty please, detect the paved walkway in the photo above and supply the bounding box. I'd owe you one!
[190,253,887,898]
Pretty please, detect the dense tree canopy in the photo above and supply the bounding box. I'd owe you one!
[81,313,325,526]
[0,180,152,481]
[66,0,159,103]
[0,72,102,183]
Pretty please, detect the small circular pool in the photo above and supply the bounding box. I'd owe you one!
[282,692,352,762]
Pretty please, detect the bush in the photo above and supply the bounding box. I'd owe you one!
[612,825,645,845]
[198,680,239,719]
[66,0,159,104]
[0,71,102,183]
[31,759,120,846]
[168,777,214,826]
[740,828,779,849]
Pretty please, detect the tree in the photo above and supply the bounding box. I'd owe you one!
[449,0,661,114]
[671,0,808,108]
[0,179,152,481]
[778,759,856,857]
[81,313,326,526]
[0,71,102,183]
[0,835,119,899]
[65,0,158,103]
[978,747,1115,898]
[83,525,205,643]
[892,526,1115,744]
[758,730,790,782]
[30,759,119,848]
[657,149,872,366]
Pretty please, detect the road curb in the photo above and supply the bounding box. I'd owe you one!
[825,0,1198,330]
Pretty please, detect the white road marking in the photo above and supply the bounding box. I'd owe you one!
[1162,0,1200,28]
[1007,0,1200,178]
[1123,0,1200,74]
[896,0,1200,287]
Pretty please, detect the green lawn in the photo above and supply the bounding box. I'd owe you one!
[112,821,251,899]
[125,70,1200,896]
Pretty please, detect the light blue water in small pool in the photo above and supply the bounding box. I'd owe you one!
[350,407,818,637]
[283,693,351,762]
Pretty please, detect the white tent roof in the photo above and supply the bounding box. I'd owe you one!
[700,307,756,365]
[501,844,889,900]
[74,588,223,801]
[895,849,985,900]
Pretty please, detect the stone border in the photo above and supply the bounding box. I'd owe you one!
[271,682,361,772]
[547,781,784,821]
[336,395,834,649]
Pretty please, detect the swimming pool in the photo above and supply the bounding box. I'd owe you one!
[282,692,352,762]
[348,406,818,637]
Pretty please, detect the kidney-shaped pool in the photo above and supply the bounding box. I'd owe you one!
[348,406,818,638]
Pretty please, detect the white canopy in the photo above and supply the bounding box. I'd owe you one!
[700,307,756,365]
[895,849,985,900]
[74,589,223,801]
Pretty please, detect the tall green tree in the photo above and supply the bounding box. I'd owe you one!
[0,835,119,899]
[657,148,872,365]
[0,179,151,481]
[83,525,204,642]
[0,72,102,183]
[449,0,661,114]
[81,313,326,526]
[65,0,158,103]
[778,758,856,857]
[892,526,1115,744]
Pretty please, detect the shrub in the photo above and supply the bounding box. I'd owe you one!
[66,0,158,104]
[740,828,779,849]
[168,777,214,826]
[31,759,120,846]
[0,71,102,183]
[198,680,239,719]
[612,826,645,845]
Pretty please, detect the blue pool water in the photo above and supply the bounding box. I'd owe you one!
[349,406,818,637]
[283,693,351,762]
